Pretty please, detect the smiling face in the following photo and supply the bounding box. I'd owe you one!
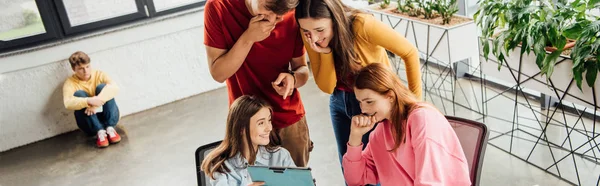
[248,107,273,148]
[298,18,334,48]
[354,87,394,121]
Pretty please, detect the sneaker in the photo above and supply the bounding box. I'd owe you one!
[97,130,109,148]
[106,127,121,144]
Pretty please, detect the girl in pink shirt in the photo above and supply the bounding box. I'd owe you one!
[343,63,471,186]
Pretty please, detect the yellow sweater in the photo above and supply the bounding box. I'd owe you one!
[302,13,422,99]
[63,70,119,110]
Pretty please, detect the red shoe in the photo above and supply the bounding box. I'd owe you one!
[97,132,109,148]
[107,127,121,144]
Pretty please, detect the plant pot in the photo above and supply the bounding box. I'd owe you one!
[367,0,383,5]
[491,32,576,55]
[364,3,478,67]
[544,40,576,53]
[367,1,397,11]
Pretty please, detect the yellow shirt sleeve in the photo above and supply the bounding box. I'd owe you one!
[63,79,88,110]
[97,71,119,103]
[302,32,337,94]
[363,17,423,99]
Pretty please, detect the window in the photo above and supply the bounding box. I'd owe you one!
[0,0,205,53]
[0,0,59,50]
[53,0,147,35]
[146,0,206,17]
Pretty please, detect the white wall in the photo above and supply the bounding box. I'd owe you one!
[0,9,224,152]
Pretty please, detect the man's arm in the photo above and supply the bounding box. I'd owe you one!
[290,55,309,88]
[96,72,119,103]
[206,15,275,83]
[206,38,254,83]
[63,81,88,110]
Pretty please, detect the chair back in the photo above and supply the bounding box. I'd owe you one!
[446,116,489,186]
[195,141,223,186]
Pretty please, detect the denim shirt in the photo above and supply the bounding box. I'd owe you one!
[210,146,296,186]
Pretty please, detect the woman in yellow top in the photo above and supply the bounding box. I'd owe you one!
[295,0,422,168]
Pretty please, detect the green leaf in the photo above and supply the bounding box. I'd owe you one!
[588,0,600,7]
[573,45,591,68]
[543,50,562,77]
[536,52,545,68]
[586,61,598,87]
[574,1,586,12]
[563,23,583,39]
[497,54,505,70]
[534,37,546,53]
[589,21,600,33]
[520,38,528,55]
[591,37,600,51]
[499,13,507,27]
[574,65,584,90]
[483,41,490,60]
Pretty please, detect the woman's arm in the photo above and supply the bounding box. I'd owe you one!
[364,17,423,99]
[342,141,378,185]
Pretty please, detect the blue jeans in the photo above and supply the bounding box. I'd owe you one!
[330,89,375,164]
[73,84,120,136]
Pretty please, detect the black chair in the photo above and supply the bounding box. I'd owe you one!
[195,140,223,186]
[446,116,490,186]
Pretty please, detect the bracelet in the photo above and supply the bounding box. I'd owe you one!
[288,69,296,87]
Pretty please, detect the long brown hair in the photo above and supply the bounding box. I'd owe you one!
[354,63,422,151]
[295,0,364,85]
[201,95,279,179]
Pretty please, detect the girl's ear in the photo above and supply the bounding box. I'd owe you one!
[386,91,394,102]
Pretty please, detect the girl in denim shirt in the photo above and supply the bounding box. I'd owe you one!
[201,95,296,186]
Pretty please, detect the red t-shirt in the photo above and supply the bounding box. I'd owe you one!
[203,0,306,129]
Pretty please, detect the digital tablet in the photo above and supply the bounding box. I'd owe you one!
[247,165,315,186]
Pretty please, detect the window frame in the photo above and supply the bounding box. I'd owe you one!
[145,0,206,17]
[0,0,62,52]
[53,0,148,35]
[0,0,206,54]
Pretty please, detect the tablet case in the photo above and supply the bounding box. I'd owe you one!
[247,166,315,186]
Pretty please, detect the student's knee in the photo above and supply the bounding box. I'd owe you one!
[95,84,106,94]
[73,90,89,98]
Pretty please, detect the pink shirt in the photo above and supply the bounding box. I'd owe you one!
[342,106,471,186]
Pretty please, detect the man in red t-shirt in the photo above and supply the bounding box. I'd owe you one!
[203,0,312,167]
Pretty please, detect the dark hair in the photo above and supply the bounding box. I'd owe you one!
[295,0,364,86]
[354,63,422,152]
[201,95,279,179]
[266,0,299,15]
[68,51,90,69]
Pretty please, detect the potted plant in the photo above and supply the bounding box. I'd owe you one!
[397,0,421,17]
[380,0,391,9]
[364,0,478,66]
[432,0,459,24]
[475,0,600,108]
